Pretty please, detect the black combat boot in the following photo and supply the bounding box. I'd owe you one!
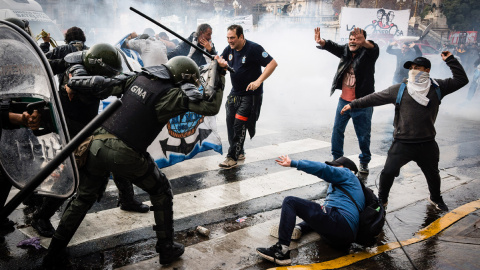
[32,197,64,237]
[42,237,71,269]
[114,177,149,213]
[156,237,185,265]
[0,218,15,232]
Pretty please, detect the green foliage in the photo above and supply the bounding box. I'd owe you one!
[442,0,480,30]
[420,5,432,20]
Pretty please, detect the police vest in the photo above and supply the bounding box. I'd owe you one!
[102,75,174,153]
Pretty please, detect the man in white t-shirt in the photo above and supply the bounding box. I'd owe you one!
[126,28,168,67]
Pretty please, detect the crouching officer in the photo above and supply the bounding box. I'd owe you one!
[43,55,228,267]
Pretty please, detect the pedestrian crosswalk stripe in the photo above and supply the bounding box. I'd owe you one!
[161,138,330,180]
[19,153,387,251]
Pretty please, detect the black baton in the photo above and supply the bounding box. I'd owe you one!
[130,7,235,73]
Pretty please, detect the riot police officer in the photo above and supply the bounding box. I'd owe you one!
[43,54,228,267]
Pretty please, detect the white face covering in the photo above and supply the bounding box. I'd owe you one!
[407,69,431,106]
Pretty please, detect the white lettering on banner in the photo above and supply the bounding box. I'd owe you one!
[130,85,147,99]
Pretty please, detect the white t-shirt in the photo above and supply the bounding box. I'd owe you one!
[127,37,168,67]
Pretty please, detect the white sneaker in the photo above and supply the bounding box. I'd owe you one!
[269,224,302,240]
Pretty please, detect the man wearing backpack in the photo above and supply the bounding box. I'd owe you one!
[256,156,365,265]
[341,52,469,211]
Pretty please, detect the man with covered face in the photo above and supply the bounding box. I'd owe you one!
[315,27,379,174]
[42,55,228,268]
[340,52,469,211]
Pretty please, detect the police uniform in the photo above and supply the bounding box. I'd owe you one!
[45,62,225,265]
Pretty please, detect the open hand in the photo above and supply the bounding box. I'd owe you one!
[351,27,366,47]
[275,155,291,167]
[199,37,212,52]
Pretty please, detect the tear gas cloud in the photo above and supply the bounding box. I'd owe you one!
[57,1,480,126]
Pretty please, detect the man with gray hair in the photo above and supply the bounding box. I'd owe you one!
[167,23,216,66]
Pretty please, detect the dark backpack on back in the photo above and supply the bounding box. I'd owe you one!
[336,179,386,246]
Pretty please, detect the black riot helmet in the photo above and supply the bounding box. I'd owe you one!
[5,17,32,36]
[164,56,201,86]
[82,43,122,77]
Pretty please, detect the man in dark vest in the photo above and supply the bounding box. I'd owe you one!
[43,55,228,267]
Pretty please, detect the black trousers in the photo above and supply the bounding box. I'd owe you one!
[378,140,442,203]
[225,95,253,161]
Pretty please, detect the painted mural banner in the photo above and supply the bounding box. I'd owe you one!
[448,31,477,45]
[339,7,410,45]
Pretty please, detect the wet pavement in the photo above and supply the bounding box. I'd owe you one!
[1,47,480,269]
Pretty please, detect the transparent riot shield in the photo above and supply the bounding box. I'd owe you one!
[0,21,78,198]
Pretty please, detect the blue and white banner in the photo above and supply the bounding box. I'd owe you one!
[112,36,223,168]
[115,34,145,67]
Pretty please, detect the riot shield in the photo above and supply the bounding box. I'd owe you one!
[0,20,78,198]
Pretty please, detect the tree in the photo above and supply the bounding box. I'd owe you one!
[442,0,480,30]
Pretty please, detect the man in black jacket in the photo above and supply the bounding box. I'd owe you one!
[315,27,379,174]
[341,52,469,211]
[167,23,216,66]
[40,26,89,77]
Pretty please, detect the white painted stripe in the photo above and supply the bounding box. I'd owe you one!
[162,138,330,180]
[23,154,388,248]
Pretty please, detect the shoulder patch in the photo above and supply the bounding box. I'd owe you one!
[262,51,269,58]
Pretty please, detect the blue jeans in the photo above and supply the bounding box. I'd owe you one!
[278,196,354,249]
[331,98,373,164]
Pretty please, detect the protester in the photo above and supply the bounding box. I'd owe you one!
[314,27,379,174]
[341,52,469,211]
[167,23,216,66]
[467,56,480,100]
[387,41,422,84]
[256,156,364,265]
[157,31,176,53]
[42,55,228,268]
[125,28,168,66]
[39,26,89,84]
[218,24,277,169]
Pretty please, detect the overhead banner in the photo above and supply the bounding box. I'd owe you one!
[449,31,478,45]
[339,7,410,44]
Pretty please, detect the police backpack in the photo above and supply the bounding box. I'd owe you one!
[336,179,386,246]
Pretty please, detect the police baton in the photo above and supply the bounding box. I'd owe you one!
[130,7,235,73]
[0,99,122,220]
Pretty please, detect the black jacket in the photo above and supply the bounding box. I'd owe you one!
[167,32,216,67]
[318,40,379,98]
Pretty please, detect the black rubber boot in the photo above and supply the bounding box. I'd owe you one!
[42,237,71,269]
[114,177,149,213]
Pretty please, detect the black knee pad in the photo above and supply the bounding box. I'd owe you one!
[138,157,173,198]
